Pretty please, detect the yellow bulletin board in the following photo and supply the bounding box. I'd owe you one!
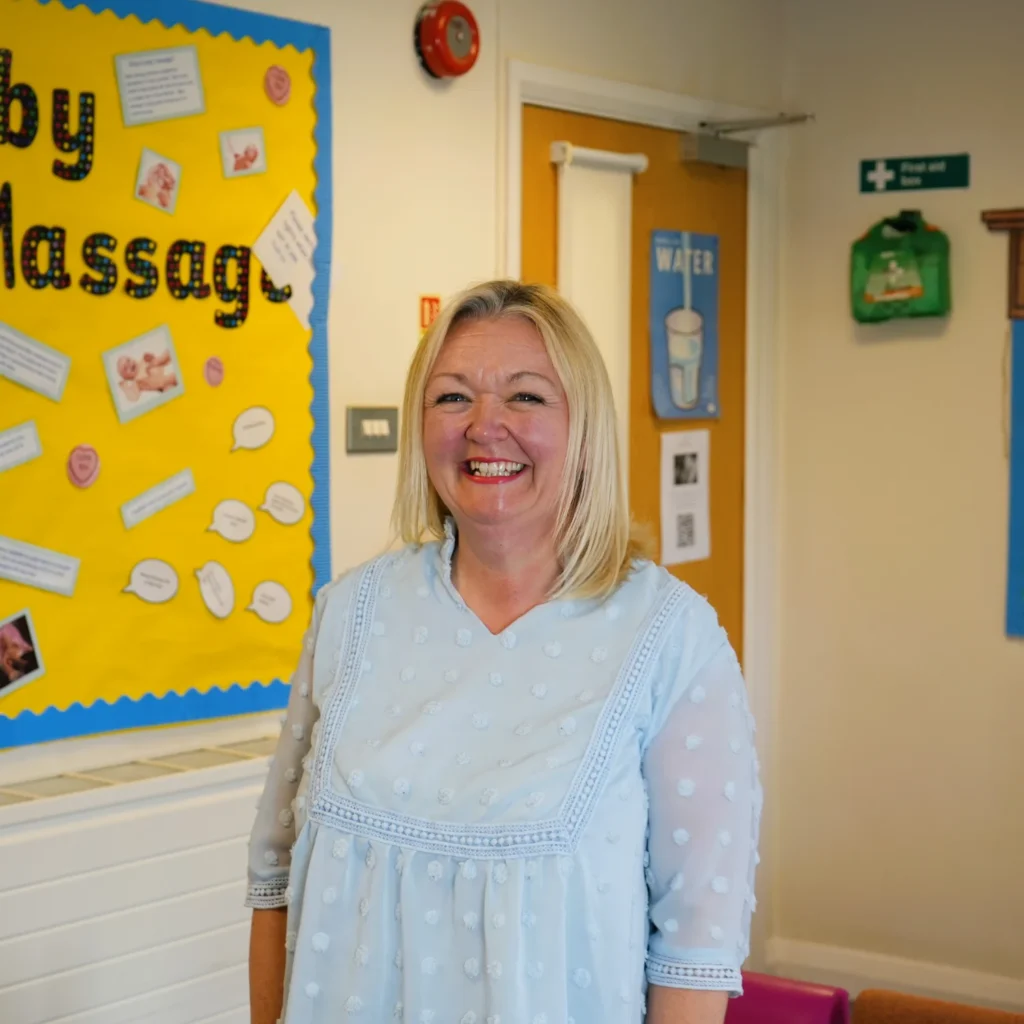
[0,0,333,747]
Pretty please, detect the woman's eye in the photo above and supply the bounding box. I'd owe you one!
[511,392,543,404]
[434,392,468,404]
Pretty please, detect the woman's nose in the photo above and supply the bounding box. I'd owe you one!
[464,395,509,443]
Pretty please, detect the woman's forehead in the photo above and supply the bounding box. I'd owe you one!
[435,316,549,367]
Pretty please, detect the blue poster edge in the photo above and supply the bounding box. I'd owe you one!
[1007,322,1024,638]
[1,0,333,750]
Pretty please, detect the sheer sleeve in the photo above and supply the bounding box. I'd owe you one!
[642,594,762,995]
[245,591,326,909]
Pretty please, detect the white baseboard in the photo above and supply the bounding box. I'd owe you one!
[765,938,1024,1013]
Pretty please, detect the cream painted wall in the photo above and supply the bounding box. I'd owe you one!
[217,0,788,575]
[498,0,788,108]
[778,0,1024,983]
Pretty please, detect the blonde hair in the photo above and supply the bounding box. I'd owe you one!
[392,280,649,600]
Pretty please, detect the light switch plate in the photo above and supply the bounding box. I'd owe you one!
[346,407,399,453]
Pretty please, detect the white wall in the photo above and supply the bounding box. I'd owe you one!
[0,759,265,1024]
[775,0,1024,999]
[499,0,788,108]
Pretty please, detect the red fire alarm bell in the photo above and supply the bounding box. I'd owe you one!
[415,2,480,79]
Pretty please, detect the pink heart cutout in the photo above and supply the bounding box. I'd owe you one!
[205,356,224,387]
[67,445,100,488]
[264,65,291,106]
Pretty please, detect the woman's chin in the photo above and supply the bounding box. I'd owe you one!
[448,493,535,531]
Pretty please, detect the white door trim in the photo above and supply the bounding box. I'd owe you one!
[503,60,782,969]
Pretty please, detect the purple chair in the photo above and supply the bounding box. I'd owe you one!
[726,972,851,1024]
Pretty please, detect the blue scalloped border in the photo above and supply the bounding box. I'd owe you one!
[39,0,328,50]
[2,681,292,747]
[1,0,332,750]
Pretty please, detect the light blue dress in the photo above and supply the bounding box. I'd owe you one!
[247,524,761,1023]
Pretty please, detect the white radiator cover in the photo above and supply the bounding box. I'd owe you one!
[0,755,269,1024]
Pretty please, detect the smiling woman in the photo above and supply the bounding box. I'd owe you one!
[419,314,573,619]
[396,280,644,606]
[246,280,762,1024]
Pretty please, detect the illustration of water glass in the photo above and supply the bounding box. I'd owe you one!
[665,307,703,410]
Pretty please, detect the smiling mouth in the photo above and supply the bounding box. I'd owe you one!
[463,460,526,479]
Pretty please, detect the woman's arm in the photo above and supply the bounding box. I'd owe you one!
[647,987,729,1024]
[641,593,762,999]
[249,907,288,1024]
[245,600,324,1022]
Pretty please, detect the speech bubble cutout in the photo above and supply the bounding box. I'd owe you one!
[247,580,293,624]
[196,561,235,619]
[259,482,306,526]
[123,559,179,604]
[231,406,275,452]
[208,499,256,543]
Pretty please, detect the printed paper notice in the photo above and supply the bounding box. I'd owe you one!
[0,536,80,596]
[0,321,71,401]
[121,468,196,529]
[661,429,710,566]
[0,421,42,474]
[253,190,317,329]
[115,46,205,127]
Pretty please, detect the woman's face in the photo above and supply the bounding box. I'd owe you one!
[423,315,569,539]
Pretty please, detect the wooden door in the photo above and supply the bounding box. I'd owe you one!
[521,105,747,654]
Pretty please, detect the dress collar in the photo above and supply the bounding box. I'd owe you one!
[436,517,467,610]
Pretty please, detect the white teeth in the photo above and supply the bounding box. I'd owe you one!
[468,461,525,477]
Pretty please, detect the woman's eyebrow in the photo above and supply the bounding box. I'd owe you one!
[428,370,557,388]
[507,370,556,387]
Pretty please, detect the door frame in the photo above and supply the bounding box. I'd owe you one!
[503,60,780,966]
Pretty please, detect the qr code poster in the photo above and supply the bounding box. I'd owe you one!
[675,511,696,549]
[660,429,710,566]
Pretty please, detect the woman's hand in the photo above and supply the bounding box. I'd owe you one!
[646,986,729,1024]
[249,908,288,1024]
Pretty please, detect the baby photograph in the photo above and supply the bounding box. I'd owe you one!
[135,148,182,214]
[220,127,267,178]
[0,610,44,696]
[102,325,186,424]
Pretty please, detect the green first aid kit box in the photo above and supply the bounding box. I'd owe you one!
[850,211,951,323]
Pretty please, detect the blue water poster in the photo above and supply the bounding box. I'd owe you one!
[1008,321,1024,637]
[649,231,720,419]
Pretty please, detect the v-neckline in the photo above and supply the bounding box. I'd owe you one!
[434,518,567,637]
